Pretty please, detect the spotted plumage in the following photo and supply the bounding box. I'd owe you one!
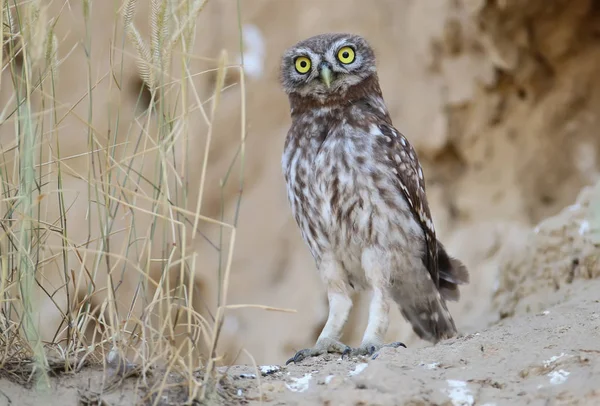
[280,33,469,364]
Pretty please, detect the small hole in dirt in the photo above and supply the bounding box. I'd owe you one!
[517,87,527,100]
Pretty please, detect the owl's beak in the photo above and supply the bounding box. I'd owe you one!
[319,63,332,89]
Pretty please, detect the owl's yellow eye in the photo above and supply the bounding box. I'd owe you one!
[294,56,312,74]
[337,46,355,64]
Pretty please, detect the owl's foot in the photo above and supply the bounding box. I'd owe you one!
[285,337,350,365]
[344,341,406,358]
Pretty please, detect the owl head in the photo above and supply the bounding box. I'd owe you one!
[280,33,377,101]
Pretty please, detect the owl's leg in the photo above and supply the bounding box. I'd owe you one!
[349,287,406,356]
[286,257,353,365]
[349,249,406,357]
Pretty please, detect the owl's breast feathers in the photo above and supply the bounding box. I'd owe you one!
[282,76,441,288]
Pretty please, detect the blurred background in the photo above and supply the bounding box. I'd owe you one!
[2,0,600,368]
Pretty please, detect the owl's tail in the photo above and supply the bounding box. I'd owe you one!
[389,275,457,343]
[436,241,470,302]
[389,243,469,344]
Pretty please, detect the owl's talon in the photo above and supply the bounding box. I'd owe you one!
[285,338,350,364]
[285,348,315,365]
[388,341,407,349]
[348,341,407,357]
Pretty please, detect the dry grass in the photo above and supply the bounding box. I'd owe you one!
[0,0,251,403]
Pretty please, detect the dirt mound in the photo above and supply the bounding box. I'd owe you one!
[493,182,600,319]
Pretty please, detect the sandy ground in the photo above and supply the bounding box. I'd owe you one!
[229,279,600,406]
[0,278,597,405]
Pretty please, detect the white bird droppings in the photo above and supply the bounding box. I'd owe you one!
[286,373,312,392]
[444,380,474,406]
[548,369,570,385]
[348,363,368,376]
[259,365,280,376]
[239,373,256,379]
[579,220,590,235]
[543,353,566,368]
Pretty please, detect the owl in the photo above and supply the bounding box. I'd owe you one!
[280,33,469,365]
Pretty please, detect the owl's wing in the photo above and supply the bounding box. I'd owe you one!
[377,123,439,287]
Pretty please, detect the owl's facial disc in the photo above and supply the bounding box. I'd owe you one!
[281,34,377,100]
